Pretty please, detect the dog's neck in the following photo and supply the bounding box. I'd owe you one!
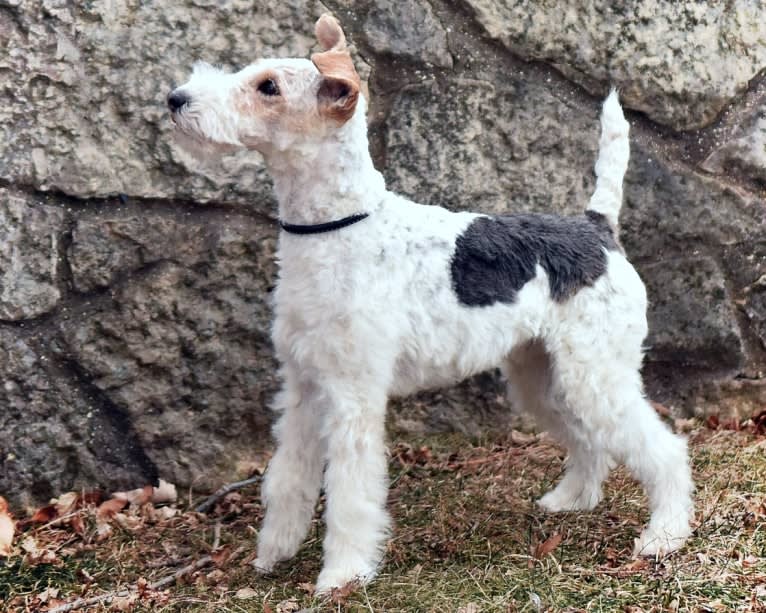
[265,102,386,226]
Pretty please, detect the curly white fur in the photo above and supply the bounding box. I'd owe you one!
[168,19,694,592]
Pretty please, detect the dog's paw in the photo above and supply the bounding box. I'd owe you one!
[538,486,601,512]
[633,520,691,558]
[315,563,376,595]
[251,557,277,575]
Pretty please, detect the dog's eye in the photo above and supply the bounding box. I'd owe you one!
[258,79,279,96]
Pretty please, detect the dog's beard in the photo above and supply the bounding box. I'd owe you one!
[171,127,231,163]
[170,112,240,163]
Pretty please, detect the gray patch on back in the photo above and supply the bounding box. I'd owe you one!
[450,211,618,307]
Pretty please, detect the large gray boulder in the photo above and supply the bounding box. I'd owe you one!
[460,0,766,130]
[1,0,765,507]
[0,0,325,207]
[58,211,279,491]
[0,326,156,510]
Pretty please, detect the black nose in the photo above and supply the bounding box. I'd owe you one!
[167,90,190,112]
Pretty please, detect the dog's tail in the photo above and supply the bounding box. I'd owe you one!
[586,89,630,230]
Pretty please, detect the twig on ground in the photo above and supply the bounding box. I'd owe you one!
[47,556,213,613]
[194,476,262,513]
[212,520,221,551]
[47,588,133,613]
[149,555,213,590]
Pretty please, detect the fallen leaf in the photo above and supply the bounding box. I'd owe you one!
[55,491,79,516]
[37,587,60,603]
[113,485,153,507]
[0,496,15,556]
[534,533,562,559]
[95,521,114,542]
[651,401,671,417]
[622,558,649,572]
[113,512,143,531]
[70,514,86,535]
[674,418,697,433]
[297,582,315,595]
[136,576,149,597]
[392,443,432,466]
[205,569,226,584]
[742,554,759,568]
[329,581,358,605]
[152,480,177,504]
[510,430,538,446]
[211,545,231,567]
[276,597,301,613]
[21,536,40,556]
[152,506,178,521]
[31,504,58,524]
[109,593,138,611]
[235,587,258,599]
[235,453,270,477]
[21,536,59,565]
[97,498,128,520]
[80,490,103,506]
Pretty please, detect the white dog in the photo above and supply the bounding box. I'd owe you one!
[168,14,694,593]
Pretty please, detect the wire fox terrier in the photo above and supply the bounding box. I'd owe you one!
[168,14,694,593]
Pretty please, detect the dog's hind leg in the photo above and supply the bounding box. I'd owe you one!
[552,354,692,554]
[506,340,612,511]
[315,381,390,593]
[610,383,694,556]
[254,368,326,573]
[542,288,693,555]
[537,439,613,512]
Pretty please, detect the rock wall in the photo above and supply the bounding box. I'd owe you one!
[1,0,765,508]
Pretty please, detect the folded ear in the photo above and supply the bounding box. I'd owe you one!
[311,14,360,123]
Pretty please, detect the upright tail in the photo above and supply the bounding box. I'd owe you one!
[587,89,630,230]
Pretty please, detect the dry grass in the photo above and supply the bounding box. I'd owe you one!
[2,422,765,612]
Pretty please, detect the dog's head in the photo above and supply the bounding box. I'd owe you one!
[168,14,362,156]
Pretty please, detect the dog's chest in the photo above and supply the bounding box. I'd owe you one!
[271,220,459,366]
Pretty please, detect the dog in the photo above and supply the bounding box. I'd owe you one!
[167,13,694,593]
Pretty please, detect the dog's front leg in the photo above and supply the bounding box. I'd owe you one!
[254,369,325,573]
[315,383,390,593]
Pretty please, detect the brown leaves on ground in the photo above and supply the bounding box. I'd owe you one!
[2,482,178,567]
[532,532,562,559]
[4,427,766,611]
[705,409,766,436]
[112,480,177,506]
[391,442,433,467]
[327,580,361,606]
[391,432,547,478]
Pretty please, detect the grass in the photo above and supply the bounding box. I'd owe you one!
[2,422,765,612]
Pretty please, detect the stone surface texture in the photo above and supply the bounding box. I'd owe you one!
[0,189,64,320]
[703,105,766,187]
[1,0,765,507]
[461,0,766,130]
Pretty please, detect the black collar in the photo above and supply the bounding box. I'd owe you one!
[279,212,370,235]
